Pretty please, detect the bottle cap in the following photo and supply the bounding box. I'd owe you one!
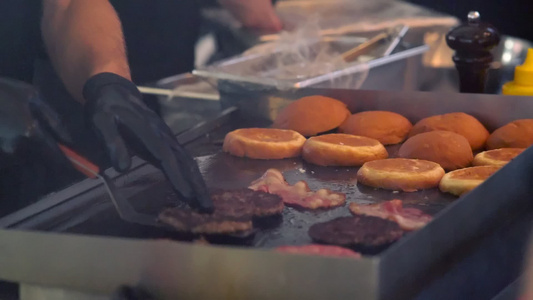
[446,11,500,54]
[514,49,533,86]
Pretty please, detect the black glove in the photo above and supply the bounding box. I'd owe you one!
[83,73,213,212]
[0,78,71,166]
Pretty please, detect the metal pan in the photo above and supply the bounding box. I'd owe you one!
[193,37,428,90]
[1,89,532,299]
[0,144,531,300]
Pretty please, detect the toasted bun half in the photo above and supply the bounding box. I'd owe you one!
[399,131,474,171]
[339,111,413,145]
[273,95,351,136]
[357,158,445,192]
[223,128,306,159]
[409,112,489,151]
[473,148,525,167]
[439,166,501,196]
[486,119,533,149]
[302,134,388,167]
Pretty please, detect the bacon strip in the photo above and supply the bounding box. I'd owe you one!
[276,244,361,258]
[249,169,346,209]
[349,199,432,231]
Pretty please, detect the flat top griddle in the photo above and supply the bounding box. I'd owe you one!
[61,144,455,253]
[2,88,533,300]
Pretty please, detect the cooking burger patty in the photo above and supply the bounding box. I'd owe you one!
[308,216,404,248]
[158,208,253,234]
[158,189,284,234]
[248,189,285,216]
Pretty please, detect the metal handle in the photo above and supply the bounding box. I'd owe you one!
[138,86,220,101]
[57,144,100,179]
[383,25,409,56]
[341,32,389,62]
[58,144,160,227]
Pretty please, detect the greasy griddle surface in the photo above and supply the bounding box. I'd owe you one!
[117,145,456,249]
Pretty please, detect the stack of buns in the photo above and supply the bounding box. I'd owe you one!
[408,112,489,151]
[398,131,473,171]
[486,119,533,149]
[272,95,351,136]
[339,111,412,145]
[223,94,531,197]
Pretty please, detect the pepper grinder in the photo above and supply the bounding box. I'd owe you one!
[446,11,501,93]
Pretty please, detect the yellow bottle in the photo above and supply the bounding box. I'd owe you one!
[502,48,533,96]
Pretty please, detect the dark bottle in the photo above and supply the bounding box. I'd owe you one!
[446,11,501,93]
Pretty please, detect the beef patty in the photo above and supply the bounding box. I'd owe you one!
[158,189,284,234]
[210,189,284,217]
[308,216,404,248]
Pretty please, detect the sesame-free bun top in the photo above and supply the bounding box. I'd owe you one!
[409,112,489,151]
[439,165,501,196]
[339,111,413,145]
[273,95,351,136]
[223,128,306,160]
[399,131,474,171]
[473,148,525,167]
[302,134,388,167]
[486,119,533,149]
[357,158,445,192]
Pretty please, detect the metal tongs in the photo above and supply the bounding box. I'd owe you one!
[58,144,161,228]
[341,25,409,62]
[58,141,255,238]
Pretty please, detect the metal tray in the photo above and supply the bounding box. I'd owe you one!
[1,89,532,299]
[193,36,428,90]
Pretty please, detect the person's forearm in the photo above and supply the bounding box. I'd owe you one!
[41,0,131,102]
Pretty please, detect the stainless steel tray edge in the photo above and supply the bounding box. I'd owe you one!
[0,229,380,299]
[220,87,533,127]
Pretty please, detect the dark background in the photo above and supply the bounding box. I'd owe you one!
[406,0,533,41]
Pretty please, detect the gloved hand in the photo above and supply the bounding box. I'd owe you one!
[0,78,71,167]
[83,73,213,212]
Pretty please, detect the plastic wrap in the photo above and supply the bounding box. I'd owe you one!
[195,15,371,90]
[271,0,458,37]
[193,0,448,91]
[242,15,369,89]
